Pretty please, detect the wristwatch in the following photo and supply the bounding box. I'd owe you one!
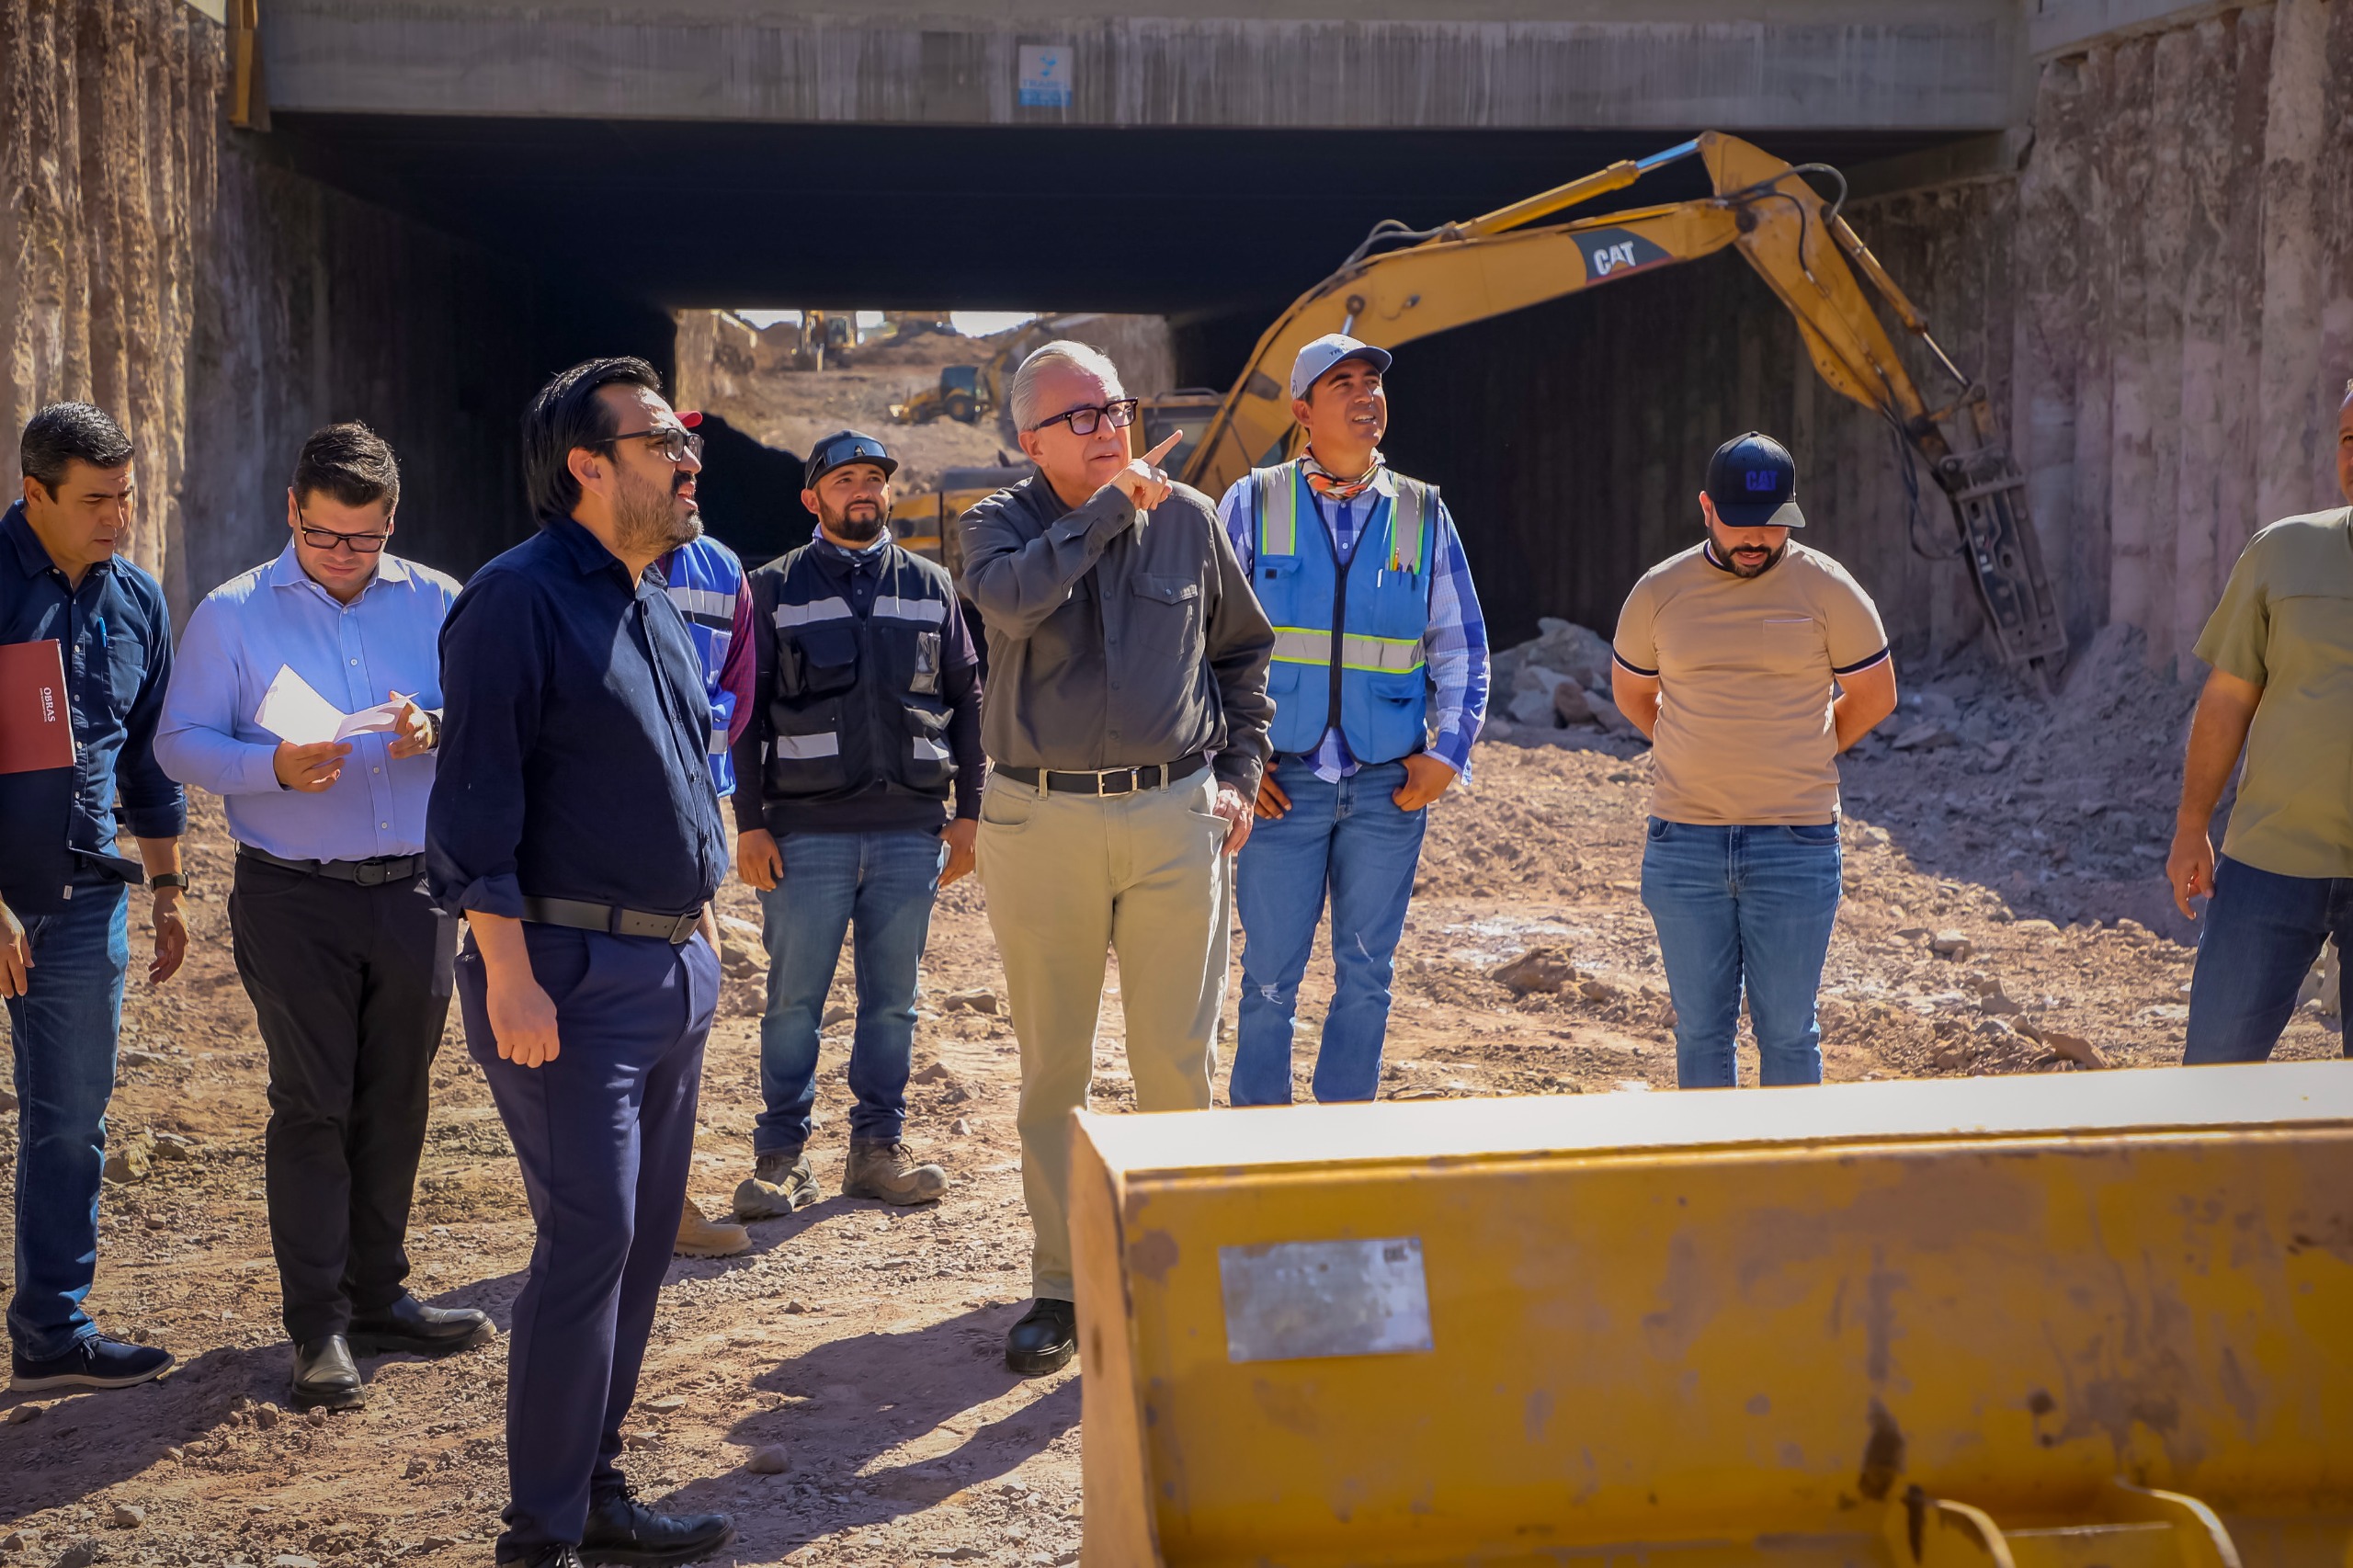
[149,872,191,893]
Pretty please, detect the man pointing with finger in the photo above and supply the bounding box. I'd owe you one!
[1215,335,1490,1106]
[961,340,1273,1377]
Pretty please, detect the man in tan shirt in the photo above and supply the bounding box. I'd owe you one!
[2167,381,2353,1063]
[1610,433,1897,1088]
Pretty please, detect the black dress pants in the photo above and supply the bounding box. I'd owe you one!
[229,857,456,1343]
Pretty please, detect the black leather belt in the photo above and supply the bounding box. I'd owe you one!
[238,845,422,887]
[520,895,700,945]
[992,752,1209,797]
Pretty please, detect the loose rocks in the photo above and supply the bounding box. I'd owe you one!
[108,1506,145,1529]
[745,1445,790,1475]
[1490,948,1578,995]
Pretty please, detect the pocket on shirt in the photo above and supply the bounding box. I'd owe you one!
[1759,616,1824,671]
[1128,574,1205,664]
[785,623,859,699]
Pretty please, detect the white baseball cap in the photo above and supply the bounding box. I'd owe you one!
[1289,334,1394,400]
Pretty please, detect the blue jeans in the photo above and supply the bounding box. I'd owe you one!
[1231,758,1428,1106]
[2183,855,2353,1063]
[6,869,131,1359]
[755,830,943,1153]
[1640,819,1842,1089]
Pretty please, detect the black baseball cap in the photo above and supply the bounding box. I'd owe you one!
[1704,432,1804,528]
[803,429,898,490]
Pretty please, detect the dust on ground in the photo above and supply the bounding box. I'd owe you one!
[4,618,2332,1567]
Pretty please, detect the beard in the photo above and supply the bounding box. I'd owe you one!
[824,495,889,544]
[616,465,701,555]
[1707,523,1785,578]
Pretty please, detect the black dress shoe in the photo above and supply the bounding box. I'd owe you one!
[1005,1298,1077,1377]
[348,1294,494,1358]
[578,1484,735,1566]
[495,1546,584,1568]
[291,1335,364,1410]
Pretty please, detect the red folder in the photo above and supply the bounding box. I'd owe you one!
[0,640,76,774]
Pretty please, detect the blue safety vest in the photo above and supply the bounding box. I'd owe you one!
[663,538,746,798]
[1249,462,1435,764]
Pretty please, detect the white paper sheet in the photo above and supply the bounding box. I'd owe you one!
[254,665,406,746]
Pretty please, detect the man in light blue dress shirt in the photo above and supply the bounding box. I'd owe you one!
[157,423,489,1412]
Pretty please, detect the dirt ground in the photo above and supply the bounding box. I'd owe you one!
[4,613,2337,1567]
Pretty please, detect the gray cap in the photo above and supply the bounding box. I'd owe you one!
[1289,333,1394,400]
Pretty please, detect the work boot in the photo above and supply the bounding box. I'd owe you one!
[673,1199,751,1258]
[842,1139,949,1205]
[1005,1298,1077,1377]
[733,1150,819,1221]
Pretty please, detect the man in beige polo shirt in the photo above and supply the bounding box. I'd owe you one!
[1610,432,1897,1088]
[2167,381,2353,1063]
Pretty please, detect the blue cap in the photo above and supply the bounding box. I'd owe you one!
[1290,334,1394,400]
[1704,431,1804,528]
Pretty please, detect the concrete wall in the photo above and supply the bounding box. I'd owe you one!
[1,0,219,594]
[2,0,675,613]
[1391,0,2353,669]
[257,1,2022,132]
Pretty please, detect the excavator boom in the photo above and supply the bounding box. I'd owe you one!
[1181,131,2067,669]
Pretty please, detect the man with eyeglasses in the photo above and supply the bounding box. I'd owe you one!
[157,421,488,1412]
[961,340,1273,1377]
[428,358,735,1568]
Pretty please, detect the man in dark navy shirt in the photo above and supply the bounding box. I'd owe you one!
[426,358,733,1568]
[1,403,188,1395]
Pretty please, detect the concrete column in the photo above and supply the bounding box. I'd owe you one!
[2165,17,2234,667]
[2101,37,2158,649]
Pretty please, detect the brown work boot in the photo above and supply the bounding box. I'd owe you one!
[733,1150,819,1221]
[842,1139,949,1205]
[674,1197,751,1257]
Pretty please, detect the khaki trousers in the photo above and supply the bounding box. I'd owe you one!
[978,768,1230,1301]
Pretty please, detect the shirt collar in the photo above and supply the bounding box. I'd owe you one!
[2,499,114,586]
[546,514,637,581]
[813,528,892,564]
[266,540,414,599]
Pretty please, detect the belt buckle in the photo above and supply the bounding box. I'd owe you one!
[353,859,389,888]
[667,912,699,945]
[1100,768,1136,797]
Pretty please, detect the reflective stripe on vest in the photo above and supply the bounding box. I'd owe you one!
[667,584,737,624]
[1255,464,1297,558]
[1267,627,1426,674]
[874,594,949,624]
[774,597,854,629]
[774,731,840,759]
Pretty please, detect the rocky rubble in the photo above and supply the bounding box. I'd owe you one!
[1484,619,1643,745]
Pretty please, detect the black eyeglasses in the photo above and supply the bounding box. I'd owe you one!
[601,426,705,463]
[1028,399,1140,437]
[297,511,390,554]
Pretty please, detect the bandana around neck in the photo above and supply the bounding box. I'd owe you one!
[1301,448,1386,502]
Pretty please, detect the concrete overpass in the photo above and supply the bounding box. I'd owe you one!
[249,1,2018,312]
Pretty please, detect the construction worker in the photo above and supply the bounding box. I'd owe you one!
[961,341,1272,1377]
[730,430,981,1218]
[660,483,762,1260]
[1610,432,1897,1089]
[1214,334,1490,1105]
[2169,381,2353,1062]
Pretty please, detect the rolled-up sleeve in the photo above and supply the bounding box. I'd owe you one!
[961,484,1134,639]
[1203,512,1275,792]
[426,571,543,918]
[118,594,188,838]
[154,597,281,798]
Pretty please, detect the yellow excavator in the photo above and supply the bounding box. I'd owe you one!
[1178,130,2065,670]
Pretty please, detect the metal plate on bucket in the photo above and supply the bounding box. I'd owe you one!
[1218,1237,1434,1363]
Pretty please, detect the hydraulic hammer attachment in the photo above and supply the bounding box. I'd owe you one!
[1069,1064,2353,1568]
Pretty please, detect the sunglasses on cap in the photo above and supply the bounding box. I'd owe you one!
[807,434,896,481]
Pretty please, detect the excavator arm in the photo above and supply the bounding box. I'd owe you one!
[1182,131,2066,669]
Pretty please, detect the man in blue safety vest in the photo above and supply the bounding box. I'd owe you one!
[1214,334,1491,1105]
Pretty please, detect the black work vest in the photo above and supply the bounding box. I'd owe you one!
[760,542,958,805]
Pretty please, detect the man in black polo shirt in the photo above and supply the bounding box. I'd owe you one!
[730,430,983,1221]
[426,358,733,1568]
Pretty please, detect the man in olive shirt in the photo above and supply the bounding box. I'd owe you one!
[960,340,1273,1377]
[2168,382,2353,1062]
[1611,433,1897,1089]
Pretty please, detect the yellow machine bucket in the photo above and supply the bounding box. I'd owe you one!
[1066,1064,2353,1567]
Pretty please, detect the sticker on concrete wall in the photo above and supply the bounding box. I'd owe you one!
[1018,45,1073,108]
[1218,1237,1434,1363]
